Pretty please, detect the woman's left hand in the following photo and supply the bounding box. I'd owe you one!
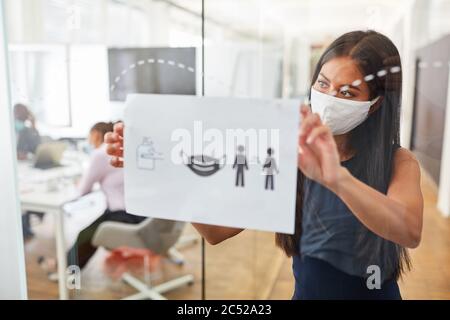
[298,105,344,190]
[298,107,423,250]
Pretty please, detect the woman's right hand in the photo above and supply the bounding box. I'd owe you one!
[104,122,243,244]
[105,122,124,168]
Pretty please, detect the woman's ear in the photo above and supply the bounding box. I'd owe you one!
[368,96,383,115]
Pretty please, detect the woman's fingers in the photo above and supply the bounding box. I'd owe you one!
[306,125,337,164]
[299,112,321,142]
[306,125,331,145]
[105,123,124,143]
[110,156,124,168]
[114,122,124,138]
[313,137,340,185]
[298,139,321,180]
[105,130,123,143]
[105,123,125,167]
[300,104,311,118]
[106,142,123,157]
[105,132,117,144]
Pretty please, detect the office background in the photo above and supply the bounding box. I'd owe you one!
[0,0,449,300]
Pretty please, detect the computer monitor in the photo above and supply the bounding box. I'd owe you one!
[33,142,66,170]
[108,47,197,102]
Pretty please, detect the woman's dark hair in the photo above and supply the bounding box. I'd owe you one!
[275,30,410,280]
[90,122,115,143]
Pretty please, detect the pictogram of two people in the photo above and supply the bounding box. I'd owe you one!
[232,146,279,190]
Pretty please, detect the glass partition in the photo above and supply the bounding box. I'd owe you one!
[4,0,203,300]
[2,0,450,300]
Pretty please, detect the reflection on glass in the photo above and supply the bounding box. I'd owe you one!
[2,0,450,301]
[6,0,202,300]
[9,45,71,126]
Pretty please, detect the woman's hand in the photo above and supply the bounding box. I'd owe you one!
[105,122,124,168]
[28,113,36,129]
[297,106,423,249]
[297,105,344,190]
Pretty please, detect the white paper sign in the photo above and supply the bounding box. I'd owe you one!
[124,94,299,234]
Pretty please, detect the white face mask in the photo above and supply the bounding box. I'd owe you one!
[310,87,380,135]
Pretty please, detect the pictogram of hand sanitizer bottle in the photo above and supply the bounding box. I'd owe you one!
[137,137,163,170]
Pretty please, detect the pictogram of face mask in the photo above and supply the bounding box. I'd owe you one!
[310,87,380,135]
[180,151,227,177]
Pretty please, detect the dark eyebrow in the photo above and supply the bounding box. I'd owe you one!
[319,72,362,92]
[318,73,330,82]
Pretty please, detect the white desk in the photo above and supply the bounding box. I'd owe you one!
[18,152,87,300]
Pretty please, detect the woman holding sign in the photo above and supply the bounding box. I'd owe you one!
[105,30,423,300]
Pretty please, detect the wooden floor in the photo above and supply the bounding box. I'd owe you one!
[397,171,450,299]
[25,169,450,300]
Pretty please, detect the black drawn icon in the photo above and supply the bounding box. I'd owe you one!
[233,145,248,187]
[137,137,164,170]
[262,148,279,190]
[180,150,226,177]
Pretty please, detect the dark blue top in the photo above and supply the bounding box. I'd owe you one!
[295,154,399,283]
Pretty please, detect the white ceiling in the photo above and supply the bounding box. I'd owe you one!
[123,0,450,45]
[168,0,413,39]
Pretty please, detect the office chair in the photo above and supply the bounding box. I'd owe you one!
[92,218,198,300]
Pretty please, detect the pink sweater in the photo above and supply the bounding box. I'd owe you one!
[78,144,125,211]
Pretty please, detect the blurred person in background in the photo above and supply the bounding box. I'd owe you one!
[38,121,146,280]
[14,103,41,160]
[14,103,42,239]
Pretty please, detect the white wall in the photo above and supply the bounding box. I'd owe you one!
[0,0,27,300]
[398,0,417,149]
[398,0,450,149]
[437,69,450,217]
